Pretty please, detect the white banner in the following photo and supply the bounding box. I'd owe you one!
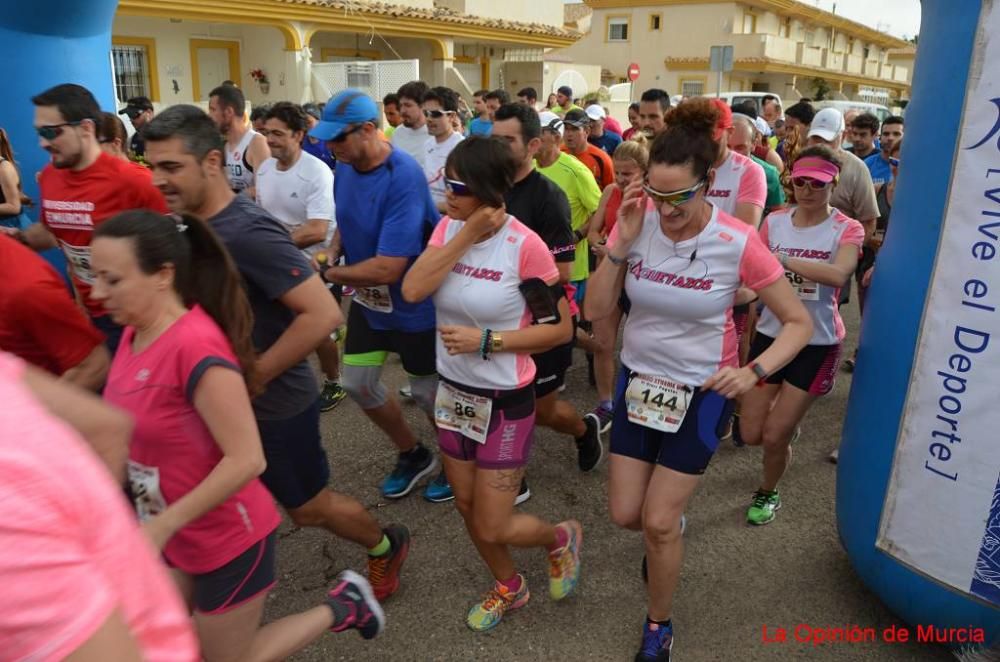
[876,1,1000,606]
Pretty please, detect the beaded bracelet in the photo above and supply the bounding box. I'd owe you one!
[480,328,493,360]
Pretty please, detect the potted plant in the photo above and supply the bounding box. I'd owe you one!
[250,68,270,95]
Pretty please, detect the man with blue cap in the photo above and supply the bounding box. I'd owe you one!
[311,90,451,503]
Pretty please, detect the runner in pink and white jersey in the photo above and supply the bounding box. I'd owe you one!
[91,211,384,662]
[739,146,864,526]
[586,101,813,662]
[703,98,767,228]
[403,136,582,633]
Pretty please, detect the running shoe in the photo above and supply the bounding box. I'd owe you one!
[466,575,530,632]
[331,326,346,344]
[843,357,856,373]
[635,619,674,662]
[515,477,531,506]
[576,414,605,472]
[423,470,454,503]
[398,384,413,400]
[342,286,356,297]
[319,380,347,412]
[366,524,410,601]
[747,489,781,525]
[327,570,385,640]
[828,448,839,463]
[381,445,437,499]
[590,404,614,434]
[548,520,583,600]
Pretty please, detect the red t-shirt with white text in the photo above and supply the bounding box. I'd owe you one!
[39,152,167,317]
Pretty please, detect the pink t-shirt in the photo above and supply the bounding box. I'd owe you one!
[705,150,767,217]
[610,205,783,385]
[0,353,198,661]
[430,215,560,390]
[105,306,281,574]
[757,207,865,345]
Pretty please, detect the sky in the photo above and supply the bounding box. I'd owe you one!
[564,0,922,40]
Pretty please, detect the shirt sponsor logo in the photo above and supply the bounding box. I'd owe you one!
[452,262,503,281]
[773,245,832,260]
[43,198,96,229]
[707,189,732,198]
[629,259,713,290]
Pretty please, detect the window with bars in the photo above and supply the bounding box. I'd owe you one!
[111,44,152,101]
[680,80,705,97]
[608,18,629,42]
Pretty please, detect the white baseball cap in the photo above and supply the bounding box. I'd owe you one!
[753,116,772,137]
[538,111,564,136]
[808,107,845,142]
[585,104,606,121]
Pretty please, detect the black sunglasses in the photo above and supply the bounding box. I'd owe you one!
[329,124,367,143]
[36,122,82,140]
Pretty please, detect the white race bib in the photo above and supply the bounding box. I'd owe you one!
[625,374,691,433]
[785,270,820,301]
[434,381,493,444]
[354,285,394,313]
[128,460,167,522]
[59,241,95,285]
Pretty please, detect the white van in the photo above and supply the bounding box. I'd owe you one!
[703,92,783,115]
[814,99,892,123]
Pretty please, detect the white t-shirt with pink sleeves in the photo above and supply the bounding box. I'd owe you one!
[610,204,783,385]
[705,150,767,217]
[0,352,198,662]
[757,207,865,345]
[430,215,560,390]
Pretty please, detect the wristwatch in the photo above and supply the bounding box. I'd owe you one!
[750,362,768,384]
[491,332,504,352]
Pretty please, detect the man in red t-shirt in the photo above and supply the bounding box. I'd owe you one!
[0,235,109,390]
[23,83,167,352]
[561,109,615,190]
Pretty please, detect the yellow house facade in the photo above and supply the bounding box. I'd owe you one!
[554,0,911,104]
[110,0,578,109]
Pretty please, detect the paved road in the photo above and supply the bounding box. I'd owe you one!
[264,302,953,661]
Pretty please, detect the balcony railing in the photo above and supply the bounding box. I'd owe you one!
[844,53,863,74]
[797,43,824,67]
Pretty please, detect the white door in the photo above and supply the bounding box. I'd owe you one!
[198,48,231,100]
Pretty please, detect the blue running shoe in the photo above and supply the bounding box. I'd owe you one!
[422,469,454,503]
[381,445,437,499]
[635,619,673,662]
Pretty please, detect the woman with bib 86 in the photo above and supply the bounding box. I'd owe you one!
[585,98,813,662]
[402,136,582,633]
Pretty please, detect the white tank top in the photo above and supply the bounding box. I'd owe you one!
[226,129,259,193]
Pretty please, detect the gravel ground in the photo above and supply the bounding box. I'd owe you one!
[263,301,954,662]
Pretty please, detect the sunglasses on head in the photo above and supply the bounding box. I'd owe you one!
[445,178,473,196]
[888,157,900,168]
[791,177,831,190]
[642,178,706,208]
[329,124,366,144]
[423,109,453,119]
[36,121,82,140]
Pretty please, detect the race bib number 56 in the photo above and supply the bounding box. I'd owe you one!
[625,374,691,433]
[785,270,819,301]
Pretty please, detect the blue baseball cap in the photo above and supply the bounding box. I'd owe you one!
[309,89,379,141]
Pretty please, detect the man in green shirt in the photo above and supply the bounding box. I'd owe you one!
[534,112,601,291]
[553,85,583,118]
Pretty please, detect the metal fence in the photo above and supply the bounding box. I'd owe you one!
[311,59,420,103]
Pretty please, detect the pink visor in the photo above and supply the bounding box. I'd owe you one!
[791,156,840,183]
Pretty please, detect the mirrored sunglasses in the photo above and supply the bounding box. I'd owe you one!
[642,178,706,208]
[36,122,81,140]
[791,177,830,190]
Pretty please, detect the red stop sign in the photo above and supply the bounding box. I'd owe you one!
[627,63,640,81]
